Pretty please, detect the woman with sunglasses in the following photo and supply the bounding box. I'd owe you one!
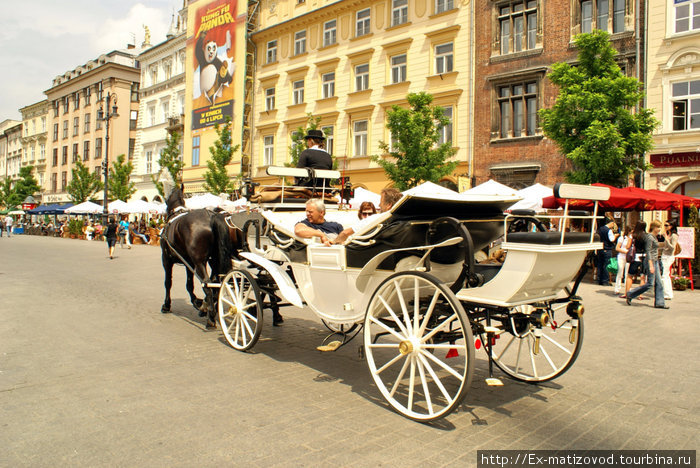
[660,220,679,301]
[357,201,377,220]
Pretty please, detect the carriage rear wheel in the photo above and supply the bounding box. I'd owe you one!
[364,271,474,422]
[482,304,583,383]
[218,269,263,351]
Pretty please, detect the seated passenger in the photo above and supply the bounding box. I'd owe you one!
[294,199,343,246]
[332,188,402,245]
[357,201,377,220]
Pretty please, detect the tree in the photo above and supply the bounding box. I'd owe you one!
[9,166,41,207]
[203,117,240,194]
[151,130,184,198]
[286,113,322,168]
[108,154,136,201]
[67,160,103,203]
[0,178,13,208]
[372,92,457,191]
[539,30,658,186]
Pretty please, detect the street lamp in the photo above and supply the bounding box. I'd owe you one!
[97,92,119,222]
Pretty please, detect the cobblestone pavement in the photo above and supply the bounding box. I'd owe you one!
[0,236,698,467]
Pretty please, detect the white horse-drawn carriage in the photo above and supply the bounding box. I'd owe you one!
[209,168,609,421]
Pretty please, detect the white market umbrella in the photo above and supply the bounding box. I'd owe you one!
[220,197,247,212]
[462,179,518,197]
[508,183,553,213]
[186,193,226,209]
[348,187,381,210]
[65,201,103,214]
[148,201,166,215]
[403,181,457,197]
[107,200,129,213]
[8,209,25,215]
[122,199,153,214]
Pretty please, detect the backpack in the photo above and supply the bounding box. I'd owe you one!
[626,243,636,263]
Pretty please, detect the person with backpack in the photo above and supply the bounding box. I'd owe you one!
[624,222,646,299]
[596,217,618,286]
[660,220,680,301]
[614,225,633,295]
[626,220,669,309]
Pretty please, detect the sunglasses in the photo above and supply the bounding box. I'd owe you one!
[360,212,374,217]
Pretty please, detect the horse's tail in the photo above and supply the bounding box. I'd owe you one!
[210,214,234,278]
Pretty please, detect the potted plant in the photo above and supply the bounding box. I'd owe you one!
[68,219,84,239]
[672,276,690,291]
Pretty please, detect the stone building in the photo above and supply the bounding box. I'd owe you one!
[0,119,21,185]
[19,100,48,199]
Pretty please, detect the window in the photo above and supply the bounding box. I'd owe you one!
[612,0,625,32]
[322,72,335,98]
[96,115,102,130]
[96,82,103,101]
[84,113,91,133]
[498,81,538,138]
[40,143,45,160]
[356,8,371,37]
[131,83,139,102]
[264,135,274,165]
[353,120,368,156]
[435,43,454,74]
[192,136,200,166]
[293,80,305,104]
[129,138,135,160]
[148,105,156,126]
[72,143,79,162]
[73,117,80,136]
[579,0,626,34]
[30,146,35,161]
[61,172,67,191]
[53,123,59,142]
[164,62,172,80]
[85,86,91,105]
[438,106,453,145]
[51,173,57,192]
[266,40,278,64]
[322,126,334,155]
[53,148,58,166]
[294,30,306,55]
[130,110,138,130]
[391,54,407,83]
[41,117,46,132]
[392,0,408,26]
[265,87,275,111]
[83,140,90,161]
[74,91,80,110]
[63,96,69,114]
[178,95,185,115]
[95,138,102,159]
[355,64,369,91]
[53,100,59,117]
[324,20,337,47]
[62,146,68,165]
[162,102,169,123]
[675,0,700,33]
[151,67,158,85]
[597,0,609,31]
[499,1,537,55]
[672,80,700,131]
[146,150,153,174]
[435,0,454,14]
[62,121,68,139]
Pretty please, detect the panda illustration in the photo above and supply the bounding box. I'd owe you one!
[195,30,235,105]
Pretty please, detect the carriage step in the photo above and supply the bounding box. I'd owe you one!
[485,377,504,386]
[316,341,342,352]
[483,326,502,335]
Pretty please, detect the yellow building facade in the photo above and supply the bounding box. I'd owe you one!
[250,0,473,192]
[645,0,700,200]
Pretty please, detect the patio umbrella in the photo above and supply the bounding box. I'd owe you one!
[507,183,553,212]
[186,193,225,209]
[462,179,518,197]
[65,201,103,214]
[108,200,129,213]
[542,183,641,211]
[348,187,381,210]
[403,181,457,197]
[648,190,700,209]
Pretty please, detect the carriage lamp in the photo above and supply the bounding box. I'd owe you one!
[566,301,584,318]
[529,309,550,328]
[97,92,119,221]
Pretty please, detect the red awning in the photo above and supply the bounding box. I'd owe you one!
[648,189,700,209]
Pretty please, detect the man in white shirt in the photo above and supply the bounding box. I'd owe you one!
[4,215,13,237]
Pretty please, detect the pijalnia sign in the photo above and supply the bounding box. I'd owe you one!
[650,152,700,168]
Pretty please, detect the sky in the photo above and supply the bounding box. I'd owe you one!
[0,0,179,121]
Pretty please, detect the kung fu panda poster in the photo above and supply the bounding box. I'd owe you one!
[190,0,240,130]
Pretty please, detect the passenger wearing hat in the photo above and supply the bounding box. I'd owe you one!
[596,216,618,286]
[297,129,332,187]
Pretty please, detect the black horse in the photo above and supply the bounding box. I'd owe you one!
[160,185,236,328]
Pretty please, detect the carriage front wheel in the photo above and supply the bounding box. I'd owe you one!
[218,269,264,351]
[363,271,474,422]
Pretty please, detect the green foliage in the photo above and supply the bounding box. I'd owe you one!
[1,166,41,208]
[68,218,85,236]
[108,154,136,201]
[0,178,13,208]
[151,130,184,197]
[67,160,103,203]
[286,113,322,168]
[372,92,457,191]
[203,117,240,195]
[539,30,658,186]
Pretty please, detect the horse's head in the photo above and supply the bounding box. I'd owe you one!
[165,184,186,217]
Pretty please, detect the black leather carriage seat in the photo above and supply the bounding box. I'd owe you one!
[506,232,600,245]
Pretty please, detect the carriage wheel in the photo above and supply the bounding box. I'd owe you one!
[483,304,583,383]
[218,269,263,351]
[364,271,474,422]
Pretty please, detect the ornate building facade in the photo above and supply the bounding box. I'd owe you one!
[19,100,48,199]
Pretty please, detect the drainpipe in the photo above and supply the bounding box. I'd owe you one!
[467,0,475,183]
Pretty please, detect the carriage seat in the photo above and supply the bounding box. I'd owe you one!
[506,232,600,245]
[262,210,360,246]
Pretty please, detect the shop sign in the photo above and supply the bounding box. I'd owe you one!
[650,152,700,168]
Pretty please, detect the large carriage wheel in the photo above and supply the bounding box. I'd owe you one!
[218,269,263,351]
[483,304,583,383]
[364,271,474,422]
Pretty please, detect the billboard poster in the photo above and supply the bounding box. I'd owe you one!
[191,0,238,130]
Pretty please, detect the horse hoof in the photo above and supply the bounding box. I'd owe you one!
[161,306,171,314]
[206,319,217,329]
[198,309,207,317]
[193,299,203,309]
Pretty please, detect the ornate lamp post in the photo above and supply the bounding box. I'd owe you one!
[97,92,119,222]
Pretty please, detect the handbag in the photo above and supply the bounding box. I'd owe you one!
[606,257,618,274]
[625,243,636,263]
[673,241,682,256]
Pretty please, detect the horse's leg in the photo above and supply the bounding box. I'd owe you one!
[268,293,284,326]
[162,256,173,313]
[194,262,217,328]
[186,269,203,310]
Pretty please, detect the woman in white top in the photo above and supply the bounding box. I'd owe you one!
[660,220,679,300]
[614,225,632,295]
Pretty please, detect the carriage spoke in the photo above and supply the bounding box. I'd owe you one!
[421,313,458,343]
[495,334,516,361]
[421,349,464,381]
[377,295,409,337]
[418,291,441,336]
[422,343,465,349]
[515,336,524,374]
[369,316,406,342]
[367,343,400,348]
[407,356,416,412]
[540,344,557,372]
[220,296,235,310]
[418,353,453,405]
[528,336,538,378]
[389,355,411,398]
[240,309,258,324]
[375,352,405,375]
[392,280,413,336]
[416,357,433,415]
[241,315,255,341]
[542,333,571,354]
[413,277,420,335]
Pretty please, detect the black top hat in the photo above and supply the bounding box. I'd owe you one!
[303,129,326,140]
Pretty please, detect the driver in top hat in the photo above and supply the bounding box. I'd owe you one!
[297,129,332,187]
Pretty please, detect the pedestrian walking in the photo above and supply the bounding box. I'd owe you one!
[4,215,13,237]
[625,222,647,298]
[596,217,618,286]
[118,215,131,249]
[614,225,632,295]
[0,216,4,237]
[626,220,669,309]
[660,220,679,301]
[104,217,118,259]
